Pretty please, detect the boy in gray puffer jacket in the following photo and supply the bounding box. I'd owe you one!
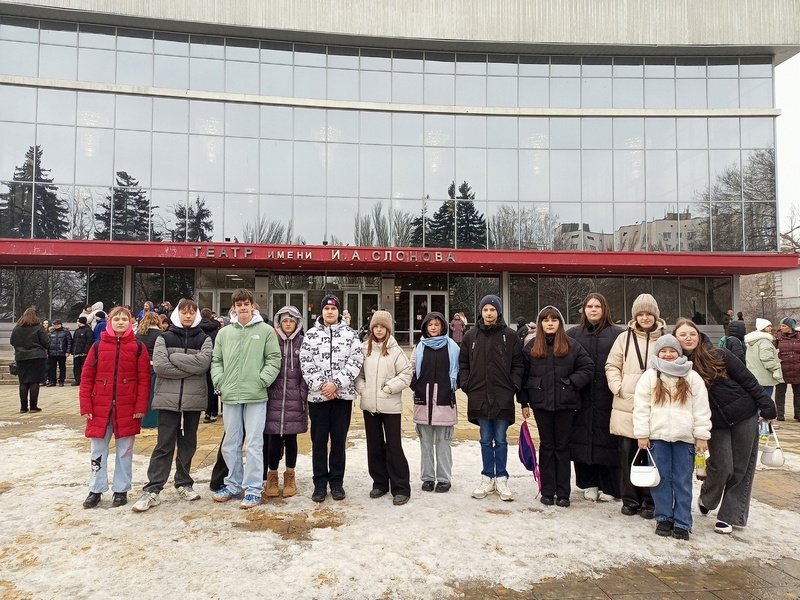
[132,298,212,512]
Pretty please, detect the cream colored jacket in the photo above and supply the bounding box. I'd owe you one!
[604,319,666,439]
[355,336,413,415]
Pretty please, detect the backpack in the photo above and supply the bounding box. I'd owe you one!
[89,339,143,366]
[518,419,541,496]
[717,336,727,349]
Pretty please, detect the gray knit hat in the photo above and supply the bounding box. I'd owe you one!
[631,293,660,319]
[370,310,393,335]
[653,334,683,356]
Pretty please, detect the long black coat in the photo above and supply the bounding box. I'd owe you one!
[459,318,524,425]
[566,323,624,466]
[518,336,594,412]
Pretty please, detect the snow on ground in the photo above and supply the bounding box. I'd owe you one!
[1,425,799,599]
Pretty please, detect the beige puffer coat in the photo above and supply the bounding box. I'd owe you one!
[604,318,666,439]
[355,336,413,414]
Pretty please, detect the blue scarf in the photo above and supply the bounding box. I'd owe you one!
[415,335,461,390]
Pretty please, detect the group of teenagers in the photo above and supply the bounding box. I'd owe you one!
[66,287,775,542]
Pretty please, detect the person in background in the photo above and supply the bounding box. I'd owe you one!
[198,307,221,423]
[737,312,744,321]
[459,294,524,502]
[411,312,460,494]
[515,317,529,341]
[722,309,734,336]
[137,301,154,321]
[567,293,625,503]
[93,311,107,341]
[723,320,746,364]
[342,309,352,327]
[774,317,800,422]
[10,307,50,413]
[46,320,72,387]
[449,312,467,344]
[605,293,666,520]
[80,306,151,509]
[78,304,93,325]
[136,312,165,429]
[71,316,94,386]
[744,318,783,399]
[88,301,104,330]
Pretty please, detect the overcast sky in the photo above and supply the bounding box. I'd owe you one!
[776,54,800,225]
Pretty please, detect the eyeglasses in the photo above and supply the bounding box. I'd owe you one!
[675,331,699,339]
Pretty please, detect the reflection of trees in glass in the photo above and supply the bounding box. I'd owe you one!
[780,204,800,253]
[411,182,487,249]
[95,172,162,241]
[243,216,298,244]
[67,188,99,241]
[51,269,89,321]
[410,196,430,248]
[490,204,561,250]
[172,195,213,242]
[352,201,414,247]
[13,268,51,320]
[0,146,68,240]
[0,269,15,321]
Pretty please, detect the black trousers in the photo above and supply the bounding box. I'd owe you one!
[309,400,352,489]
[363,411,410,497]
[143,410,201,493]
[267,434,298,471]
[72,354,86,384]
[205,371,218,416]
[533,408,574,499]
[774,383,800,419]
[619,436,654,510]
[19,382,41,410]
[210,436,227,491]
[574,462,623,499]
[47,356,67,384]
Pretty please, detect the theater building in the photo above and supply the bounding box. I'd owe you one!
[1,0,798,344]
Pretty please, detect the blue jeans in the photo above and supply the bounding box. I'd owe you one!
[221,402,267,496]
[88,420,135,494]
[649,440,694,531]
[478,419,509,479]
[762,385,774,399]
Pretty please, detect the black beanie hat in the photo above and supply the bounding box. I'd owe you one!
[321,294,340,311]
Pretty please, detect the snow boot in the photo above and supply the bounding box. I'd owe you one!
[265,470,280,497]
[282,470,297,498]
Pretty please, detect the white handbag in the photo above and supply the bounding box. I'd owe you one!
[761,426,785,467]
[630,447,661,487]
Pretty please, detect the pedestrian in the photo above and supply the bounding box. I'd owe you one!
[80,306,151,509]
[722,309,734,336]
[210,289,281,509]
[198,307,221,423]
[71,316,94,386]
[520,306,593,507]
[136,312,163,429]
[723,320,746,364]
[459,294,524,501]
[673,318,776,534]
[774,317,800,421]
[88,301,103,330]
[132,299,212,512]
[633,334,711,541]
[355,310,413,505]
[605,293,666,520]
[515,316,529,340]
[737,312,744,321]
[136,301,154,321]
[78,304,93,325]
[10,307,50,413]
[342,309,352,327]
[300,294,364,503]
[264,305,309,499]
[93,310,107,341]
[450,312,466,343]
[744,318,783,398]
[410,311,460,494]
[46,319,72,387]
[567,293,625,502]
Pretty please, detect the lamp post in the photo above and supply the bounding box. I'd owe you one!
[760,291,765,317]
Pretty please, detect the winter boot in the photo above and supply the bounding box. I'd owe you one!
[265,470,280,497]
[282,470,297,498]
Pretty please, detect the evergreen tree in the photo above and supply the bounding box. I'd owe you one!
[409,196,431,247]
[95,171,161,241]
[172,195,213,242]
[0,145,68,239]
[420,181,487,249]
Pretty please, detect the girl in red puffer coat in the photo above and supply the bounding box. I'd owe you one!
[79,306,151,510]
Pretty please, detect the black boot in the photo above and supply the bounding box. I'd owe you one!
[83,492,102,508]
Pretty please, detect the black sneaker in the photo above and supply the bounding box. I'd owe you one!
[20,408,29,413]
[71,382,80,386]
[777,417,785,421]
[311,487,327,503]
[112,492,128,507]
[421,481,435,492]
[209,415,218,422]
[392,494,410,506]
[58,382,64,387]
[434,482,451,493]
[83,492,102,509]
[556,497,570,508]
[640,506,655,520]
[672,527,690,540]
[45,383,55,387]
[621,504,639,516]
[698,499,710,515]
[330,486,346,501]
[655,520,674,537]
[540,495,555,506]
[203,414,212,424]
[369,488,388,499]
[30,407,42,413]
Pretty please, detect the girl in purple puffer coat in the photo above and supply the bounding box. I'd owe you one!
[264,305,309,498]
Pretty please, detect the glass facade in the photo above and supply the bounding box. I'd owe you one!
[0,17,777,253]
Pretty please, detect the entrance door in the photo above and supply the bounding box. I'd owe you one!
[197,289,237,318]
[344,291,379,332]
[270,291,307,326]
[411,292,447,344]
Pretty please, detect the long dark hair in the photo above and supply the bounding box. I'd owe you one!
[532,306,570,359]
[578,292,616,332]
[672,318,727,387]
[17,307,40,327]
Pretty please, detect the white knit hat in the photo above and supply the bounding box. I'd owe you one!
[755,318,772,332]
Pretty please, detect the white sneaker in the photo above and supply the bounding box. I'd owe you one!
[584,487,599,501]
[131,491,161,512]
[472,476,495,499]
[176,485,200,501]
[597,491,617,502]
[495,477,514,501]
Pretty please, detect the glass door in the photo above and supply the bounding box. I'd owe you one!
[270,291,307,327]
[411,292,447,344]
[344,291,379,332]
[196,289,238,318]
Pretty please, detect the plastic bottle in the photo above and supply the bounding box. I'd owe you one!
[695,453,707,481]
[759,420,770,442]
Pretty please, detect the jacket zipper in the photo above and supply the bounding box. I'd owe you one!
[110,337,121,429]
[280,337,288,434]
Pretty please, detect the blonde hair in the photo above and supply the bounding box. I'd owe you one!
[136,311,161,336]
[652,372,690,406]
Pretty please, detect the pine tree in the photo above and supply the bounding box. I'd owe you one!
[95,171,161,241]
[172,195,213,242]
[420,181,487,249]
[409,196,431,247]
[0,145,68,239]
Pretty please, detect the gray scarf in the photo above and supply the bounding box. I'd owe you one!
[650,354,693,378]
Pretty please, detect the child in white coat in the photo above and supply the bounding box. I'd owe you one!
[633,334,711,541]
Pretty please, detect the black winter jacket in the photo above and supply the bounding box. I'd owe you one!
[47,328,73,356]
[72,325,94,356]
[692,345,777,428]
[459,317,524,425]
[725,320,746,364]
[566,323,624,466]
[136,327,162,362]
[199,316,220,344]
[518,336,594,411]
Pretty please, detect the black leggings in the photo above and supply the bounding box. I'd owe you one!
[19,383,41,409]
[268,434,298,471]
